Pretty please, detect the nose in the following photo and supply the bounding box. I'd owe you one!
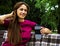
[22,10,25,14]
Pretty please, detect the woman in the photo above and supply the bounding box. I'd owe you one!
[0,2,51,46]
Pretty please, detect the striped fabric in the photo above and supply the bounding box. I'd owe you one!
[1,31,60,46]
[0,30,5,46]
[40,34,60,46]
[26,32,60,46]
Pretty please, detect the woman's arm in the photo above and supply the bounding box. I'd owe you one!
[34,24,52,34]
[0,12,13,24]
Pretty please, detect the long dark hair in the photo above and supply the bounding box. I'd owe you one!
[7,2,30,46]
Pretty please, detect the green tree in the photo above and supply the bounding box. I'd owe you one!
[0,0,12,14]
[35,0,58,31]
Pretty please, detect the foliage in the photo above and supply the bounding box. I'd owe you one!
[35,0,58,30]
[0,0,12,14]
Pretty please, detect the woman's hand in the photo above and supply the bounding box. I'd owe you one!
[0,11,13,24]
[40,28,52,34]
[10,11,13,15]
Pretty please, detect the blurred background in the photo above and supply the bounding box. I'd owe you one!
[0,0,60,34]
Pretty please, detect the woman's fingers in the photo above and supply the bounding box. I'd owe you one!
[40,28,52,34]
[10,11,13,15]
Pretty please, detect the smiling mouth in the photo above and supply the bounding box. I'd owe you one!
[20,14,25,17]
[21,15,25,17]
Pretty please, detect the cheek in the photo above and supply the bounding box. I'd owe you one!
[17,10,20,15]
[25,12,28,15]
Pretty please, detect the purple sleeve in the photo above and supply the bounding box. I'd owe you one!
[30,21,37,29]
[3,19,10,28]
[25,20,37,28]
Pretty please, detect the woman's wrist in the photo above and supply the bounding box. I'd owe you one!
[3,13,13,19]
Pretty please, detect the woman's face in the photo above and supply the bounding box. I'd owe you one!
[17,4,28,19]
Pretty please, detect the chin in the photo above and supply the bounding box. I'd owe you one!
[20,17,25,19]
[19,16,26,19]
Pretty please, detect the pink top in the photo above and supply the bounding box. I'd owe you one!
[2,20,36,46]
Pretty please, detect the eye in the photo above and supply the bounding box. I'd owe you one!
[20,8,23,11]
[24,9,27,12]
[19,8,27,12]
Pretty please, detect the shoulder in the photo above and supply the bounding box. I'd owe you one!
[25,20,36,24]
[25,20,37,26]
